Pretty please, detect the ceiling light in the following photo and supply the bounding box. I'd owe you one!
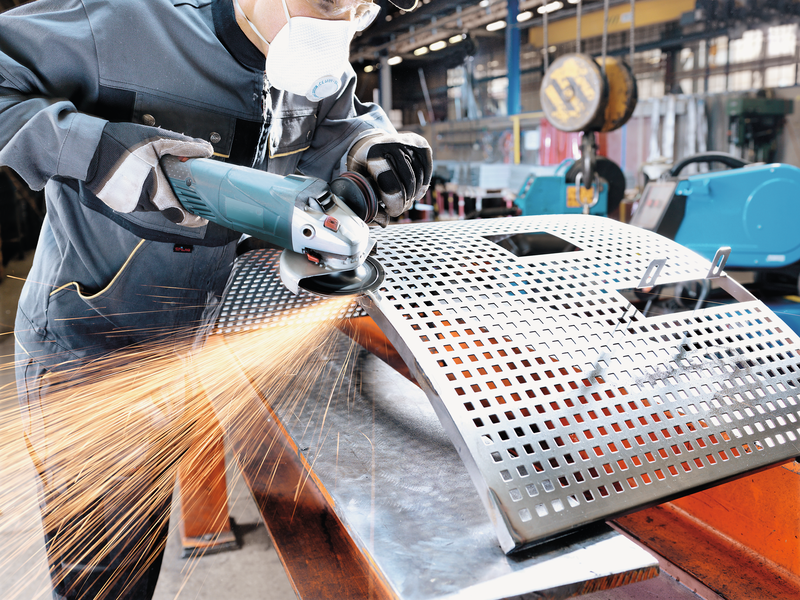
[364,65,375,73]
[387,56,403,66]
[430,40,447,51]
[449,34,466,44]
[486,20,506,31]
[567,0,580,3]
[414,47,429,56]
[479,0,489,6]
[538,1,563,14]
[517,11,533,22]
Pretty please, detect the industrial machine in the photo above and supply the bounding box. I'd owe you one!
[727,95,793,164]
[630,151,800,333]
[514,155,626,218]
[161,156,383,297]
[632,152,800,275]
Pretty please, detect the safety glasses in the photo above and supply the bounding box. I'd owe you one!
[300,0,381,32]
[351,2,381,31]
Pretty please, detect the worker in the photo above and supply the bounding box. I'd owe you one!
[0,0,431,597]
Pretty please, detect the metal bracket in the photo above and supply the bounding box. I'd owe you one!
[706,246,731,279]
[637,258,667,289]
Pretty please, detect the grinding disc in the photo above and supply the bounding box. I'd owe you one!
[298,256,384,297]
[540,53,608,132]
[330,171,378,224]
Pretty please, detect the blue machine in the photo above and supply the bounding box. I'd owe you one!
[632,155,800,269]
[631,152,800,332]
[515,157,625,217]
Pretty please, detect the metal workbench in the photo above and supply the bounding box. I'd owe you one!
[209,246,659,599]
[210,214,800,597]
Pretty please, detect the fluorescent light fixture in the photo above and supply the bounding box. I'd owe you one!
[517,11,533,22]
[414,46,429,56]
[486,20,506,31]
[567,0,580,3]
[537,1,563,14]
[364,64,375,73]
[430,40,447,51]
[449,34,466,44]
[387,56,403,66]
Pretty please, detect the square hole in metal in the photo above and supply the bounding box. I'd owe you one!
[619,279,738,317]
[483,232,581,257]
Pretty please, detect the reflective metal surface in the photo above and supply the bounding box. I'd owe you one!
[361,216,800,552]
[214,250,365,334]
[292,346,658,599]
[217,245,660,599]
[220,215,800,555]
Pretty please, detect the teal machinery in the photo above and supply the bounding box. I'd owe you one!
[630,152,800,330]
[514,156,626,218]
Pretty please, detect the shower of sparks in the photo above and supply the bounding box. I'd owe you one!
[0,294,355,600]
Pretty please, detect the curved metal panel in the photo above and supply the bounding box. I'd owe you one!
[217,215,800,555]
[363,215,800,552]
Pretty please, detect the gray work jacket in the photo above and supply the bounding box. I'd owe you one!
[0,0,394,370]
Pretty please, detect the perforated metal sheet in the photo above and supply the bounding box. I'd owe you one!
[361,215,800,553]
[213,250,364,334]
[218,216,800,555]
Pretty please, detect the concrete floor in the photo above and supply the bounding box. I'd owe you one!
[0,251,708,600]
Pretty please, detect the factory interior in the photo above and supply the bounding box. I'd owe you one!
[4,0,800,599]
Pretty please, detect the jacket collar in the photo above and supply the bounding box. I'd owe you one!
[213,0,265,71]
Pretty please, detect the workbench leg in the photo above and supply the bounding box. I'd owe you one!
[177,393,239,558]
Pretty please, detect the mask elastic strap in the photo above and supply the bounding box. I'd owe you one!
[233,0,271,48]
[280,0,293,31]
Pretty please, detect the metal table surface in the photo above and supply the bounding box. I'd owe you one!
[274,336,658,599]
[210,248,659,599]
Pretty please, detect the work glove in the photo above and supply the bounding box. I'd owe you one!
[85,122,214,227]
[346,131,432,226]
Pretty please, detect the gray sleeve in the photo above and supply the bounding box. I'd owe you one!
[0,0,106,191]
[297,66,396,181]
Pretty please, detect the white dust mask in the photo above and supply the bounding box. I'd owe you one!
[236,0,355,102]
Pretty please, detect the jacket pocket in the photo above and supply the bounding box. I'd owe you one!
[47,239,149,330]
[269,106,317,159]
[134,91,236,159]
[45,239,212,341]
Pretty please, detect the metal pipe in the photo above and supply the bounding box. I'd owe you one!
[543,1,549,71]
[629,0,635,66]
[506,0,521,116]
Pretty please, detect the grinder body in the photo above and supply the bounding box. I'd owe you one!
[161,156,381,295]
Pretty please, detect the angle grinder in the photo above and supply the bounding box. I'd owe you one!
[160,156,384,297]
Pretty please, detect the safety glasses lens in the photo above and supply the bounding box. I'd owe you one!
[354,2,380,31]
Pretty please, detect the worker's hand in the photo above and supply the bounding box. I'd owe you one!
[346,131,432,226]
[85,122,214,227]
